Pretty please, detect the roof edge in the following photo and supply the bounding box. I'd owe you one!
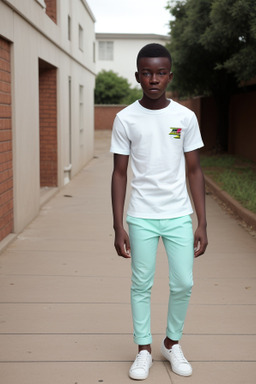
[96,33,169,40]
[80,0,96,22]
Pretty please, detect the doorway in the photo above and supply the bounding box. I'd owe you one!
[38,59,57,188]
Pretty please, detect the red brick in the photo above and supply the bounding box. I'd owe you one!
[0,47,10,62]
[0,36,13,241]
[0,141,12,152]
[0,130,12,141]
[0,39,10,50]
[0,71,11,83]
[0,178,12,194]
[0,210,13,228]
[39,65,57,187]
[0,81,11,93]
[0,189,13,206]
[0,199,13,217]
[0,118,11,130]
[0,160,12,172]
[0,58,10,73]
[0,105,11,118]
[0,92,11,104]
[0,151,12,164]
[0,168,12,183]
[94,105,126,130]
[0,223,13,241]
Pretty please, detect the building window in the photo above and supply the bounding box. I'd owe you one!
[93,42,96,63]
[99,41,114,60]
[68,15,71,41]
[79,25,84,51]
[79,85,84,140]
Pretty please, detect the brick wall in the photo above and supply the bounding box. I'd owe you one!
[176,97,202,127]
[0,37,13,241]
[94,92,256,162]
[94,105,126,130]
[200,96,217,152]
[94,100,201,131]
[39,66,58,187]
[45,0,57,24]
[229,90,256,162]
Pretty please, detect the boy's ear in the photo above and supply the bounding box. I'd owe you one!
[135,71,140,83]
[169,72,174,82]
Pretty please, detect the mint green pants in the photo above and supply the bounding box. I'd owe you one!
[126,215,194,346]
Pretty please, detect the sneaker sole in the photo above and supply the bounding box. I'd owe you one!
[129,372,149,380]
[129,361,153,380]
[171,366,192,377]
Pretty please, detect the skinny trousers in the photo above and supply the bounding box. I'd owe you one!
[126,215,194,346]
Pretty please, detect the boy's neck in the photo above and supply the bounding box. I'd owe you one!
[139,95,170,110]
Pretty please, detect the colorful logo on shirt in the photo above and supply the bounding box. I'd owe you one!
[169,127,182,139]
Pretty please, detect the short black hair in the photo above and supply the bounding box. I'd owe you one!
[136,43,172,69]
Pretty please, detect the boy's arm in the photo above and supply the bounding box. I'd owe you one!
[185,150,208,258]
[111,153,131,258]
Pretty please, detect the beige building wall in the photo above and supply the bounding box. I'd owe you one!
[96,33,169,88]
[0,0,96,242]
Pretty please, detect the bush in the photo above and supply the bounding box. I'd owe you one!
[122,87,143,105]
[94,70,142,105]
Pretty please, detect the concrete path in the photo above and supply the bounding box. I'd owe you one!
[0,131,256,384]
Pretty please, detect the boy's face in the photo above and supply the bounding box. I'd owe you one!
[135,57,173,103]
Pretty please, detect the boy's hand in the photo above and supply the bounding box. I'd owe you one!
[114,228,131,258]
[194,225,208,258]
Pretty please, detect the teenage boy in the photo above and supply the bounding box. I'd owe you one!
[111,43,208,380]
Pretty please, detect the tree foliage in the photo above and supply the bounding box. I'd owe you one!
[167,0,256,94]
[167,0,214,97]
[94,70,142,105]
[201,0,256,82]
[166,0,256,150]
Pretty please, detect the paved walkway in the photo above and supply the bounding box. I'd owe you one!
[0,131,256,384]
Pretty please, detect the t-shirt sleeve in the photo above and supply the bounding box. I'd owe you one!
[110,115,131,155]
[183,112,204,152]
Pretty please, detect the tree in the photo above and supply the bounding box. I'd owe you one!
[166,0,256,151]
[201,0,256,83]
[94,70,142,105]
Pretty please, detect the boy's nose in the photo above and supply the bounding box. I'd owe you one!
[150,74,159,83]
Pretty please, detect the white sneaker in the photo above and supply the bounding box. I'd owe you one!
[161,341,192,376]
[129,350,153,380]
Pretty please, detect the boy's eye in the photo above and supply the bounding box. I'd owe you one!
[141,71,168,78]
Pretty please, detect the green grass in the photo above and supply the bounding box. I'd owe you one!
[200,154,256,213]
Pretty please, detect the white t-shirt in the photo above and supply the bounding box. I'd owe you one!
[110,100,204,219]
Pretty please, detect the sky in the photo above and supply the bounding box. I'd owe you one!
[86,0,171,35]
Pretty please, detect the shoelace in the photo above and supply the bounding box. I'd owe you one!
[134,352,149,368]
[172,346,188,363]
